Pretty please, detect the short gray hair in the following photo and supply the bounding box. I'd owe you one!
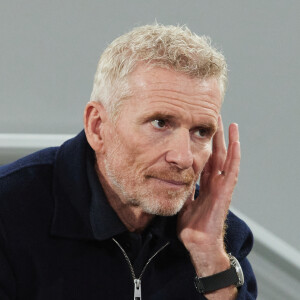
[90,24,227,120]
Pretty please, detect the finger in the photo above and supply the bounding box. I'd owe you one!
[223,124,240,182]
[225,140,241,184]
[203,154,213,174]
[222,123,239,173]
[212,115,227,172]
[229,123,239,143]
[200,154,212,187]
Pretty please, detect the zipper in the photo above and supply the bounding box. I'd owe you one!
[112,237,170,300]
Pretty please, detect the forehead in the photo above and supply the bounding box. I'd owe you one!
[124,65,222,123]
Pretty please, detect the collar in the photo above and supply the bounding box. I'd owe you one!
[86,148,127,240]
[51,130,95,240]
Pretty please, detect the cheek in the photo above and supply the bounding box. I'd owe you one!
[111,133,152,171]
[119,126,158,154]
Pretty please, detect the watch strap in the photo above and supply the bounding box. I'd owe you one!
[194,266,239,294]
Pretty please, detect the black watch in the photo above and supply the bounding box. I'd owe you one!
[194,254,244,294]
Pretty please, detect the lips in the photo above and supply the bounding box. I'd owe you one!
[155,178,186,185]
[147,176,191,187]
[145,167,195,187]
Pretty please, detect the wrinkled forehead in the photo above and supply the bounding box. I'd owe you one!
[116,65,222,130]
[127,65,222,108]
[130,63,219,90]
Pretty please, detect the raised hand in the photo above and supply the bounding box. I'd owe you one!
[177,116,240,299]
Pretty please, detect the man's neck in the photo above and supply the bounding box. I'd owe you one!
[95,164,154,233]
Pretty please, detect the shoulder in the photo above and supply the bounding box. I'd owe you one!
[0,147,58,190]
[0,130,88,224]
[0,147,57,177]
[0,147,59,221]
[0,147,60,245]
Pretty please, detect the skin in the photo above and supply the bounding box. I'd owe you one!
[85,65,240,299]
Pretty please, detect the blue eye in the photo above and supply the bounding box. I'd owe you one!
[151,119,166,129]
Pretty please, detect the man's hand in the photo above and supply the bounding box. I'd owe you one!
[177,116,240,299]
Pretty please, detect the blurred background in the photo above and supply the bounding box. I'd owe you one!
[1,1,299,298]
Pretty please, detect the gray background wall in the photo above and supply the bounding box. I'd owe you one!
[1,0,299,295]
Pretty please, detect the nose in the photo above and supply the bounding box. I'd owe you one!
[165,129,193,169]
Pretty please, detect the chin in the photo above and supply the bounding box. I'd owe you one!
[128,186,194,216]
[140,198,186,216]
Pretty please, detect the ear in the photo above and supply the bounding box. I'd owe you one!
[84,101,108,153]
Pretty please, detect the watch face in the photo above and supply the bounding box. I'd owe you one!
[229,255,244,286]
[236,263,244,286]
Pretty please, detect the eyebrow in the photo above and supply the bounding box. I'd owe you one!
[139,111,217,134]
[140,112,178,123]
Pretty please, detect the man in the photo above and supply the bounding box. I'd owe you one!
[0,24,257,299]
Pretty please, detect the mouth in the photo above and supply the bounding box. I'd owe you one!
[148,176,190,188]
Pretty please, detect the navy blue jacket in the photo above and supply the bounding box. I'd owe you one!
[0,131,257,299]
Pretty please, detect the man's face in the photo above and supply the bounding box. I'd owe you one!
[99,66,222,216]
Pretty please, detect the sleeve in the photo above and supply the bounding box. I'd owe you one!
[0,217,16,300]
[226,210,258,299]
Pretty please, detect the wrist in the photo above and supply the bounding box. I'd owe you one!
[189,248,230,277]
[194,253,244,296]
